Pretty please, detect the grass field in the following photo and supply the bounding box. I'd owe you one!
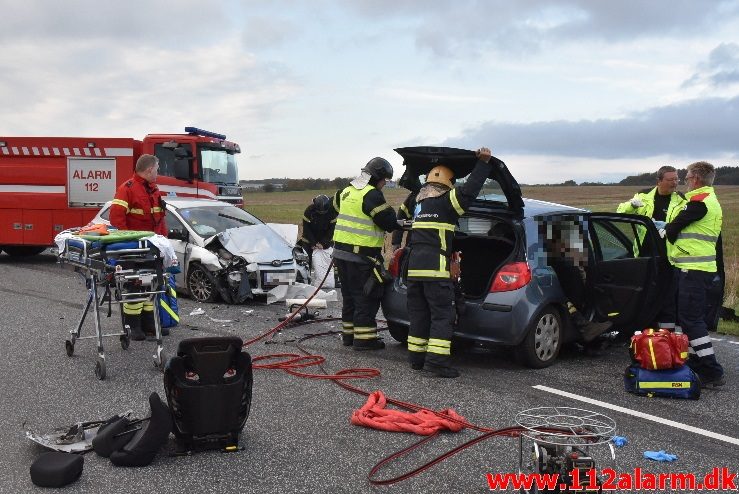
[244,185,739,335]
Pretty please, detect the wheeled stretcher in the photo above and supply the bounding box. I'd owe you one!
[59,235,168,380]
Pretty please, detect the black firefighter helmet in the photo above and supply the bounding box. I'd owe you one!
[312,194,331,214]
[362,157,394,182]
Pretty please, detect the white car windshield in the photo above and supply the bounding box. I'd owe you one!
[177,205,261,237]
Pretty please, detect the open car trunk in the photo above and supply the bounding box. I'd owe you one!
[452,216,517,298]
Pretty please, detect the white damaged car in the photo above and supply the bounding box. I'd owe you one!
[93,197,310,303]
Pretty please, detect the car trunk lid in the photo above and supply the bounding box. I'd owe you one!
[394,146,524,217]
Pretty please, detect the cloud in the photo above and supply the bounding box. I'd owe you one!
[0,0,228,47]
[446,95,739,159]
[683,42,739,88]
[345,0,739,57]
[0,34,302,138]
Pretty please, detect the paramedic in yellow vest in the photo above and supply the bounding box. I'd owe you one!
[332,158,399,351]
[662,161,725,388]
[617,166,684,330]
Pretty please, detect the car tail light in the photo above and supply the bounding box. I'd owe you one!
[489,262,531,292]
[388,248,405,278]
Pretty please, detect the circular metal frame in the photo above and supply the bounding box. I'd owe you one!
[515,406,615,446]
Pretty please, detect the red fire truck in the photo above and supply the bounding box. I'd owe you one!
[0,127,243,256]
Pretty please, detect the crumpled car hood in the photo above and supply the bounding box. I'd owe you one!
[211,224,294,263]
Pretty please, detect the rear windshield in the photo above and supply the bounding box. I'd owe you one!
[452,177,509,205]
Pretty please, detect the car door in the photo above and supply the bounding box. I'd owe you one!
[586,213,671,331]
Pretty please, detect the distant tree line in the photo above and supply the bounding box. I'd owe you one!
[526,165,739,187]
[260,177,351,192]
[252,166,739,191]
[618,166,739,186]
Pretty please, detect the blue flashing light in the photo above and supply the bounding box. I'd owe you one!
[184,126,226,140]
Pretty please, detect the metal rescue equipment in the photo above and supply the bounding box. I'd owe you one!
[58,234,170,380]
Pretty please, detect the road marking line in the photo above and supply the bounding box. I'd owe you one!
[728,341,739,345]
[532,385,739,447]
[711,338,723,341]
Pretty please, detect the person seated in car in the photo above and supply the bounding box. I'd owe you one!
[544,220,612,343]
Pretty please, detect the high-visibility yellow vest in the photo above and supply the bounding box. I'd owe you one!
[667,186,722,272]
[616,187,684,256]
[333,185,385,248]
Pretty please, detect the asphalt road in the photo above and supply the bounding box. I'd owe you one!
[1,251,737,493]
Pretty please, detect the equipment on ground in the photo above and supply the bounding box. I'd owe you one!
[0,127,243,256]
[58,236,170,379]
[516,406,617,493]
[624,364,701,399]
[164,337,253,453]
[30,452,84,488]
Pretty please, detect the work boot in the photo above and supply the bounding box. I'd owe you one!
[342,334,353,346]
[353,338,386,351]
[579,321,613,343]
[423,362,460,378]
[409,353,425,371]
[124,314,146,341]
[699,374,726,389]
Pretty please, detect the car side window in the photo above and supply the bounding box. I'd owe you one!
[166,210,186,234]
[591,220,634,261]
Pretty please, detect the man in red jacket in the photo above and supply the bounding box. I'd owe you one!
[110,154,168,340]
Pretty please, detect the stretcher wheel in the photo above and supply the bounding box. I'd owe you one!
[65,340,74,357]
[95,359,106,380]
[120,335,130,350]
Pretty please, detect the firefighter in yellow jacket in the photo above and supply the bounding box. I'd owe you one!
[332,158,399,350]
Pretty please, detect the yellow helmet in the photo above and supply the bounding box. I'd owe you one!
[426,165,454,188]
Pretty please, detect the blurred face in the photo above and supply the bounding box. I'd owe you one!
[376,178,387,190]
[657,171,678,195]
[684,170,700,191]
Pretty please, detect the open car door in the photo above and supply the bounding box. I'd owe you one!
[586,213,672,331]
[394,146,524,217]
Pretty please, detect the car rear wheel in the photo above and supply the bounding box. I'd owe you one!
[187,263,219,303]
[516,307,562,368]
[386,321,408,343]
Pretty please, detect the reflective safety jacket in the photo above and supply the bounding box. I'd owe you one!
[616,186,684,254]
[332,184,397,259]
[666,186,722,272]
[110,174,167,236]
[407,160,492,280]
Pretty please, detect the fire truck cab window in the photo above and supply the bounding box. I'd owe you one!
[154,144,189,178]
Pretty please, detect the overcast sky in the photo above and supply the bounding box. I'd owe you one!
[2,1,738,183]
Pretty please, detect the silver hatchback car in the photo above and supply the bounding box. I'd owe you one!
[94,198,310,303]
[381,147,671,368]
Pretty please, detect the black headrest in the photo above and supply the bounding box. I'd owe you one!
[92,415,132,458]
[30,452,84,487]
[176,337,244,385]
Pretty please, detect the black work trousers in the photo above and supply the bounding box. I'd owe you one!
[677,269,724,381]
[335,258,382,343]
[407,279,455,367]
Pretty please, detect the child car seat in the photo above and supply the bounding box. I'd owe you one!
[164,337,253,452]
